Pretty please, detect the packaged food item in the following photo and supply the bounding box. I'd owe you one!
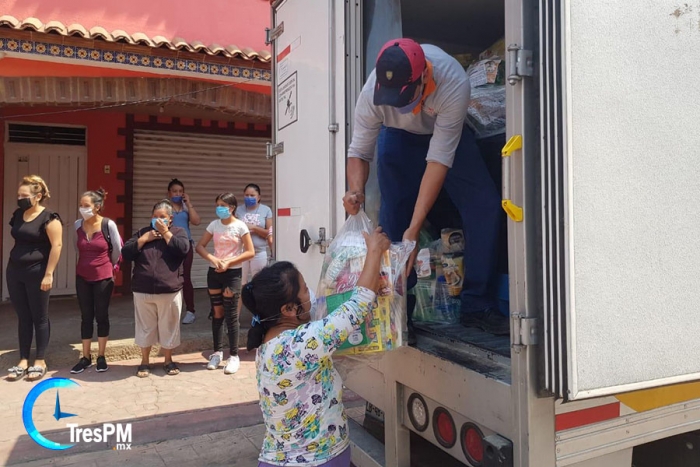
[434,276,461,323]
[442,253,464,297]
[441,228,465,253]
[315,211,415,356]
[415,248,432,279]
[467,85,506,139]
[413,277,460,325]
[479,38,506,61]
[467,59,506,87]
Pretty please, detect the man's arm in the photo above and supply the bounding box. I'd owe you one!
[404,77,471,266]
[405,162,449,238]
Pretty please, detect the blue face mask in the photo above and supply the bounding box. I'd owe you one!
[397,96,421,115]
[151,218,168,230]
[244,196,257,208]
[216,206,231,220]
[171,196,183,204]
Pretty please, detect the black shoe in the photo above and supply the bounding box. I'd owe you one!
[70,357,92,374]
[462,309,510,336]
[407,323,417,346]
[96,356,108,372]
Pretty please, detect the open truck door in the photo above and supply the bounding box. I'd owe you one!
[268,0,346,282]
[542,0,700,401]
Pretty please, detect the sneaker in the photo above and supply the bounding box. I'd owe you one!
[182,311,196,325]
[70,357,92,374]
[224,355,240,375]
[207,352,223,370]
[96,356,108,372]
[462,309,510,336]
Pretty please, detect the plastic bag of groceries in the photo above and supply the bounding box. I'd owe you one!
[313,211,415,356]
[467,84,506,139]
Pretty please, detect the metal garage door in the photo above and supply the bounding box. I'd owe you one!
[133,129,272,288]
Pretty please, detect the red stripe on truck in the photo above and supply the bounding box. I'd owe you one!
[278,208,291,217]
[277,45,291,62]
[555,402,620,431]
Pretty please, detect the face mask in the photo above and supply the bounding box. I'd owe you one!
[397,96,421,115]
[17,197,33,211]
[79,207,94,220]
[303,289,320,321]
[151,218,168,230]
[216,206,231,220]
[171,196,183,204]
[244,196,258,208]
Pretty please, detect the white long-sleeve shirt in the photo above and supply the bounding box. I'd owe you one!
[347,44,471,168]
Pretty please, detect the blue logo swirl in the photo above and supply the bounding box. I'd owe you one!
[22,377,80,450]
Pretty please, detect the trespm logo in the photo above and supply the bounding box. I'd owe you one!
[68,423,132,449]
[22,377,132,451]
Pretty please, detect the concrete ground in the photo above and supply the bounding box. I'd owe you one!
[0,292,467,467]
[0,350,367,467]
[0,289,250,371]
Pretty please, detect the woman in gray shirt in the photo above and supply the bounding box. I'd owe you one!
[235,184,272,286]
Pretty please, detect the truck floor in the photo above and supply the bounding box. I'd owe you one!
[413,322,511,383]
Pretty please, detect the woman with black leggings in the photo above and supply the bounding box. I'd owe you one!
[195,193,254,375]
[6,175,63,382]
[70,189,123,374]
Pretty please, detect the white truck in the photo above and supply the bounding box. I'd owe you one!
[266,0,700,466]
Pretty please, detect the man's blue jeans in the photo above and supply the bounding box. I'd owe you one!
[377,125,501,323]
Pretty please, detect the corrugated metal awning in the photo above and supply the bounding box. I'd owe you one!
[0,15,271,62]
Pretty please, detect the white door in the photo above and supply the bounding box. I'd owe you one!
[3,138,86,299]
[542,0,700,400]
[270,0,347,284]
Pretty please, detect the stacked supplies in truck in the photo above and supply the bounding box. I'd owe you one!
[466,37,507,139]
[412,228,466,325]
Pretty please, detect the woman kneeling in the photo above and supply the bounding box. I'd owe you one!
[243,228,390,467]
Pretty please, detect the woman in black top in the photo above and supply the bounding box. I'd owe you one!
[6,175,63,382]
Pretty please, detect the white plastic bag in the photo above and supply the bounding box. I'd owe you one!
[314,211,415,355]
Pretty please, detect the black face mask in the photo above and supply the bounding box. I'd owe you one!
[17,197,33,211]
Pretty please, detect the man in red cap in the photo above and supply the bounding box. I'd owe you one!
[343,38,507,342]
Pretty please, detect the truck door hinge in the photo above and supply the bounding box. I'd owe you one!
[266,141,284,159]
[512,313,539,347]
[506,44,534,86]
[265,23,284,45]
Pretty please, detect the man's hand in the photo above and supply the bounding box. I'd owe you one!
[403,226,421,275]
[343,191,365,215]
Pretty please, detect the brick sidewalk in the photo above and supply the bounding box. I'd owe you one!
[1,350,367,467]
[0,350,263,466]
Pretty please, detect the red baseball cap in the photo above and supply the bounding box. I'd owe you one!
[373,38,426,107]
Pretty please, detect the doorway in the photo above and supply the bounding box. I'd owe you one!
[2,123,87,299]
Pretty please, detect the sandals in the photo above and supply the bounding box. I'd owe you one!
[136,364,151,378]
[26,366,47,382]
[7,366,27,381]
[163,362,180,376]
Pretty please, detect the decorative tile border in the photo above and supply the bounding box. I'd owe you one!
[0,38,271,83]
